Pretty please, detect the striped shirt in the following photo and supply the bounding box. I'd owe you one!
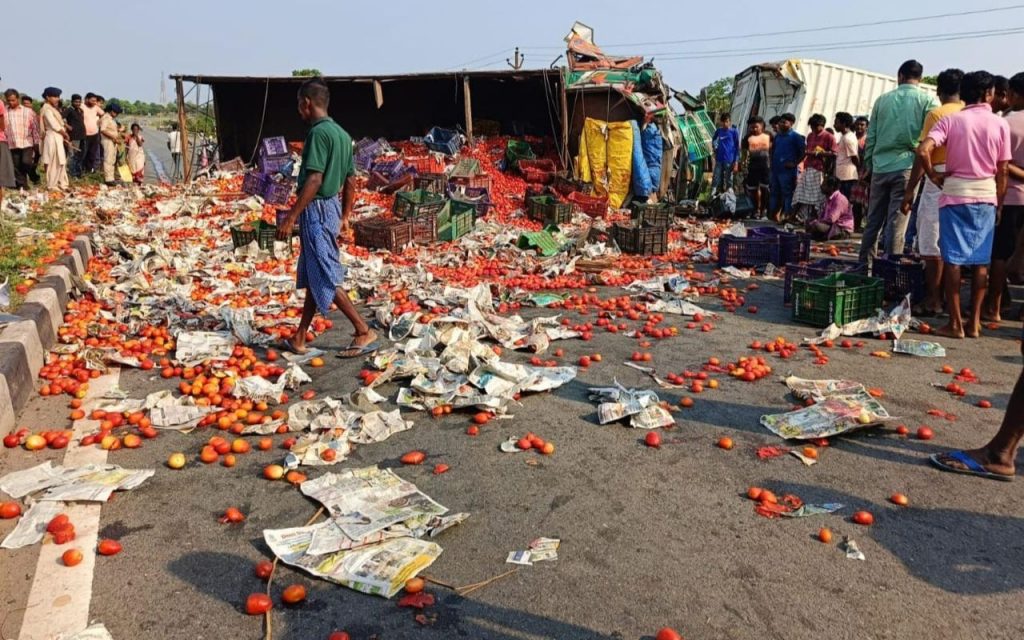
[0,103,6,143]
[5,105,40,149]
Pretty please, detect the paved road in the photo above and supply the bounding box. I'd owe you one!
[2,254,1024,639]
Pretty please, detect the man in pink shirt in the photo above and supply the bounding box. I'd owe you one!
[806,176,854,240]
[915,71,1011,340]
[0,100,17,208]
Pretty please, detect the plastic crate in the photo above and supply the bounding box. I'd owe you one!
[450,158,481,179]
[567,191,608,218]
[414,172,448,195]
[749,227,811,264]
[258,153,291,175]
[261,136,288,157]
[355,138,388,171]
[449,174,492,191]
[784,259,868,304]
[370,158,406,181]
[450,186,492,218]
[410,212,437,244]
[527,195,572,226]
[231,221,276,251]
[552,174,592,197]
[871,256,926,302]
[438,201,475,241]
[242,171,266,196]
[717,234,781,268]
[424,127,461,156]
[393,189,446,220]
[792,273,885,327]
[404,154,446,174]
[505,139,536,169]
[354,217,413,252]
[612,223,668,256]
[261,179,294,205]
[519,159,557,184]
[630,202,672,227]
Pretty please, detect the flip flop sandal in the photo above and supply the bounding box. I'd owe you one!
[337,341,380,359]
[929,451,1014,482]
[274,338,308,356]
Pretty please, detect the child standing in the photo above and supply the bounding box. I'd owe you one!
[711,113,739,194]
[127,123,145,184]
[742,116,771,217]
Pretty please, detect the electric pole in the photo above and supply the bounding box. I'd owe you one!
[507,48,524,70]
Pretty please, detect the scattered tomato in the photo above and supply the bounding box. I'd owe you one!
[282,583,307,605]
[852,511,874,526]
[245,593,273,615]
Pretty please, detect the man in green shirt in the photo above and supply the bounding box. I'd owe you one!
[859,60,940,264]
[277,78,378,358]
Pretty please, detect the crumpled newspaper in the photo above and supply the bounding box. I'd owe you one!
[0,461,154,502]
[805,295,912,345]
[588,381,674,429]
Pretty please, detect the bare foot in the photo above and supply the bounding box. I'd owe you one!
[934,449,1016,477]
[964,323,981,339]
[934,324,965,339]
[338,330,378,358]
[981,309,1002,323]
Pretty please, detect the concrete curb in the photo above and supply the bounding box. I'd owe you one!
[0,234,93,435]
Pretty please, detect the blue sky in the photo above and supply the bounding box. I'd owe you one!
[3,0,1021,102]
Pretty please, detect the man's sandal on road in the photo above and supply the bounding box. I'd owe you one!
[929,451,1014,482]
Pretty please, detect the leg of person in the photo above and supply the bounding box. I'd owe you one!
[936,205,968,338]
[916,178,945,315]
[769,172,782,221]
[102,139,116,184]
[284,288,318,354]
[882,170,912,256]
[966,265,989,338]
[26,149,40,185]
[984,206,1023,321]
[172,153,181,181]
[807,221,831,241]
[858,171,891,264]
[938,261,965,338]
[780,169,797,218]
[333,288,377,357]
[930,356,1024,480]
[10,148,29,189]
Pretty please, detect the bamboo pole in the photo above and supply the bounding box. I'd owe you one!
[463,76,473,145]
[175,77,192,183]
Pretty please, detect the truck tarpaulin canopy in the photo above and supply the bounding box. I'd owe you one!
[175,70,566,162]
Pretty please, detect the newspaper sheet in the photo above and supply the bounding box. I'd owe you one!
[1,501,64,548]
[761,392,891,440]
[300,466,448,539]
[263,526,442,598]
[784,376,865,402]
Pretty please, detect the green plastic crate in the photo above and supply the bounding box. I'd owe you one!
[393,189,446,219]
[437,201,475,241]
[678,110,715,163]
[505,140,536,169]
[792,273,884,327]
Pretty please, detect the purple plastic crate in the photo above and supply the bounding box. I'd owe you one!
[261,136,288,157]
[370,158,406,181]
[717,234,781,268]
[355,138,387,171]
[242,171,266,196]
[262,179,294,205]
[749,227,810,264]
[258,154,292,175]
[870,257,926,302]
[783,259,867,304]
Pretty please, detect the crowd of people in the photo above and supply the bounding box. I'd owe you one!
[0,88,149,206]
[712,59,1024,481]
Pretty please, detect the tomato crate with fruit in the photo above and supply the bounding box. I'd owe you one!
[393,189,446,220]
[230,220,277,251]
[526,195,572,226]
[791,272,884,327]
[241,170,266,196]
[505,139,536,169]
[870,255,926,302]
[783,259,867,303]
[567,191,608,218]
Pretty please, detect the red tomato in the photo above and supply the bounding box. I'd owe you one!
[852,511,874,526]
[644,432,661,448]
[282,583,307,604]
[245,593,273,615]
[0,502,22,519]
[655,628,683,640]
[400,450,426,465]
[97,539,123,556]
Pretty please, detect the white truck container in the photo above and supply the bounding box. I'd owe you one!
[729,59,934,134]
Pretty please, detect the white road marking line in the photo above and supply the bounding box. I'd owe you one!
[18,369,120,640]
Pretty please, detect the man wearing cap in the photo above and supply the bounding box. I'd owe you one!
[39,87,70,191]
[64,94,86,177]
[99,102,122,185]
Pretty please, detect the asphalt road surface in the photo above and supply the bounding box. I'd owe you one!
[3,252,1024,639]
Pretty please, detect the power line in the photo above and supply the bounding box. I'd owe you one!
[448,48,516,70]
[653,25,1024,61]
[520,4,1024,50]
